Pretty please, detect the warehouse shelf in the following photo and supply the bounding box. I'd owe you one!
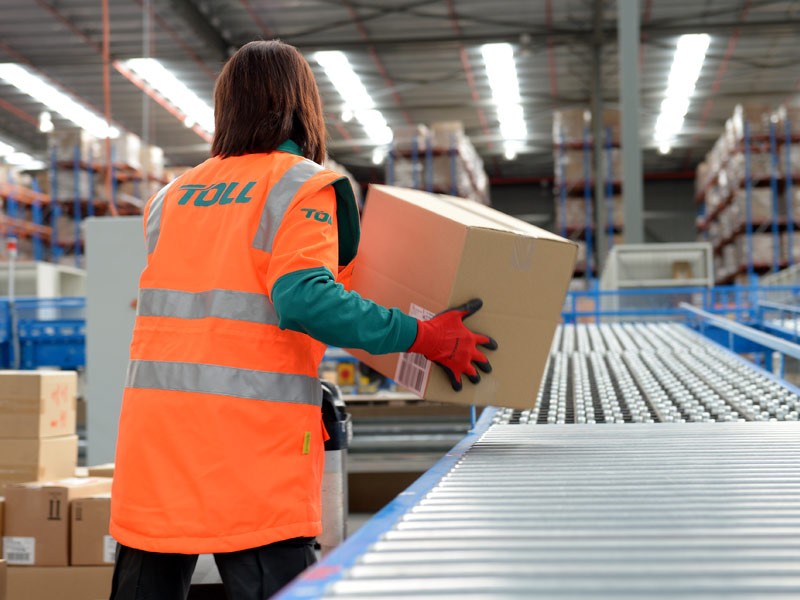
[698,106,800,284]
[554,110,623,280]
[385,125,490,205]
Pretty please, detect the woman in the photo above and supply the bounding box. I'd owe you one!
[109,40,496,600]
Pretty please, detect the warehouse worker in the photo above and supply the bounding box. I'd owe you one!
[109,40,496,600]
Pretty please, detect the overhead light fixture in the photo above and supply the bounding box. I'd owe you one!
[372,147,386,165]
[654,34,710,153]
[0,64,119,139]
[5,151,44,169]
[123,58,214,135]
[0,140,14,157]
[314,51,393,146]
[38,111,53,133]
[481,43,527,156]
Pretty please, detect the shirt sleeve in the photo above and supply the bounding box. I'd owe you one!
[267,185,418,354]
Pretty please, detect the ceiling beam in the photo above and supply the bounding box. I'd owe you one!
[296,17,800,51]
[166,0,232,61]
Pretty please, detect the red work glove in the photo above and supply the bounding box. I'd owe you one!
[408,299,498,391]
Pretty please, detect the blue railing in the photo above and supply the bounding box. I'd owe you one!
[562,284,800,323]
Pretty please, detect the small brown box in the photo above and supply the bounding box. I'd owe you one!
[0,371,77,438]
[71,494,114,566]
[86,464,114,478]
[3,478,112,566]
[672,261,694,280]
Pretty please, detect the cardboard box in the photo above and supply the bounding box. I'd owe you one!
[86,464,114,478]
[0,436,78,491]
[349,185,577,409]
[0,371,77,438]
[3,478,112,566]
[71,494,114,566]
[8,566,112,600]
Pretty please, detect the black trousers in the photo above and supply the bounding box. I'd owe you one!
[109,537,317,600]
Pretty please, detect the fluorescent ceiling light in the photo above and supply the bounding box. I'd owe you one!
[372,147,386,165]
[0,140,13,157]
[5,151,43,169]
[0,64,119,139]
[38,111,53,133]
[124,58,214,135]
[654,34,710,152]
[314,51,393,146]
[481,43,527,154]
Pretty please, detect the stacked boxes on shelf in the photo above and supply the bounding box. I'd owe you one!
[44,129,168,267]
[386,121,490,205]
[0,165,52,261]
[553,108,623,278]
[696,103,800,284]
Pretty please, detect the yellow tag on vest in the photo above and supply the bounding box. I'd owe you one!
[302,431,311,455]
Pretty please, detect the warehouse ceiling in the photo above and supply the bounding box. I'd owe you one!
[0,0,799,182]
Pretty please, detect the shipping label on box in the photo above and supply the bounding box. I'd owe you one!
[0,371,77,438]
[394,304,435,396]
[71,493,114,566]
[4,478,112,566]
[349,185,577,410]
[2,537,34,565]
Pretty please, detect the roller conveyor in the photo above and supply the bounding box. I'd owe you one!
[507,323,800,425]
[278,322,800,600]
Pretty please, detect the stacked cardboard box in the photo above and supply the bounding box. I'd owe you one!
[556,197,624,230]
[3,478,112,567]
[0,372,78,492]
[1,475,114,598]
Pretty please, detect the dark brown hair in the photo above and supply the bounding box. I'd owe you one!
[211,40,326,163]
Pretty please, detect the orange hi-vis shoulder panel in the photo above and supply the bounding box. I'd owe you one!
[110,152,359,554]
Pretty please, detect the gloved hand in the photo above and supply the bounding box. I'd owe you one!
[408,298,498,391]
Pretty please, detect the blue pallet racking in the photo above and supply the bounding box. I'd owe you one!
[554,116,622,282]
[698,111,799,284]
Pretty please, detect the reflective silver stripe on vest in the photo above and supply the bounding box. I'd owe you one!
[146,181,175,254]
[138,288,279,326]
[126,360,322,406]
[252,159,324,252]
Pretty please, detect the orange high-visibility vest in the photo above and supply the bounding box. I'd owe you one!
[110,150,359,554]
